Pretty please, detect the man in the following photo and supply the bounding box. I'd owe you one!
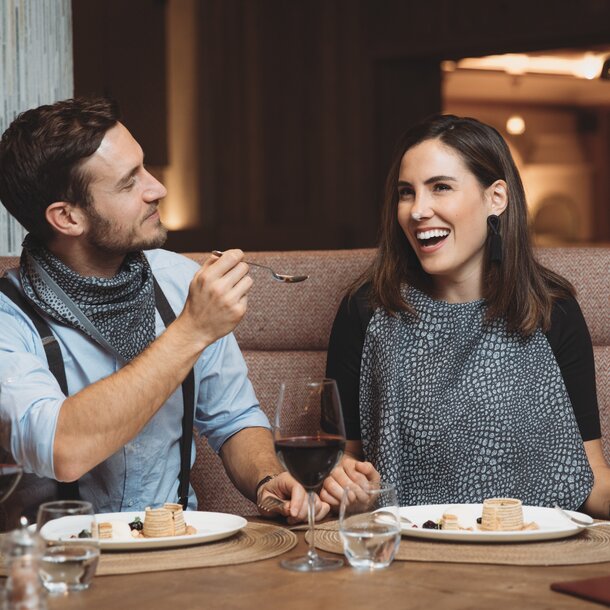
[0,97,327,522]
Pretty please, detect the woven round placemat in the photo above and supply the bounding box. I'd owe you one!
[307,520,610,566]
[0,522,296,576]
[98,521,296,575]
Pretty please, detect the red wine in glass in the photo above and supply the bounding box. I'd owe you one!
[274,436,345,491]
[274,378,346,572]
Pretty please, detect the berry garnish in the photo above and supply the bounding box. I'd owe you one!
[422,520,440,529]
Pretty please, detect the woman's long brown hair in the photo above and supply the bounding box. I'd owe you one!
[358,114,573,336]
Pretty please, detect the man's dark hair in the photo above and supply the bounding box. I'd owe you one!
[0,97,120,241]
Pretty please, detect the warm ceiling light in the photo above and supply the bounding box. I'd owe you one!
[573,54,604,79]
[449,51,608,80]
[503,55,529,76]
[506,115,526,135]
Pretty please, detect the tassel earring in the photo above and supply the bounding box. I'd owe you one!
[487,214,502,263]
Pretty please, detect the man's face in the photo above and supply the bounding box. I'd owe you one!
[79,122,168,255]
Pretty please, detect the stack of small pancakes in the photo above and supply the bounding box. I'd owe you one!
[479,498,524,531]
[142,503,188,537]
[440,513,460,530]
[98,520,134,540]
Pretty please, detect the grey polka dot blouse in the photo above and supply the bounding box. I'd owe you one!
[358,287,593,509]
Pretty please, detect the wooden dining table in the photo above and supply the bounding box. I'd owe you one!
[45,521,610,610]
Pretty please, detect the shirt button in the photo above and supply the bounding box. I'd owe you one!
[127,500,133,507]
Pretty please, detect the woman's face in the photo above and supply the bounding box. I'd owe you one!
[396,138,505,301]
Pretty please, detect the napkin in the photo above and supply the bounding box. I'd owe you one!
[551,574,610,606]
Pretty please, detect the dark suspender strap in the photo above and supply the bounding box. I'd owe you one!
[0,276,194,509]
[0,278,68,392]
[153,277,195,510]
[0,277,80,500]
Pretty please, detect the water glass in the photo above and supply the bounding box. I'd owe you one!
[339,481,401,570]
[36,500,100,593]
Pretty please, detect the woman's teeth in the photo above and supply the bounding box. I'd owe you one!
[416,229,450,245]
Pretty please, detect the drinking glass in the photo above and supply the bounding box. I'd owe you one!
[339,481,401,569]
[274,378,346,571]
[36,501,100,593]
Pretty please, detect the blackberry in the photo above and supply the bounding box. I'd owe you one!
[422,519,440,529]
[128,516,144,531]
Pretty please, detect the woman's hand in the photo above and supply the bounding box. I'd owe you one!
[582,439,610,519]
[256,471,330,524]
[320,454,381,512]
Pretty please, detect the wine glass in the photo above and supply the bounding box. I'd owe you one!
[37,501,100,593]
[0,449,23,504]
[0,378,23,504]
[0,459,22,504]
[274,377,346,571]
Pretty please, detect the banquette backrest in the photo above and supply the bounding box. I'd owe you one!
[185,248,610,515]
[0,247,607,516]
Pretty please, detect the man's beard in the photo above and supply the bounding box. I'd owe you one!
[85,206,168,255]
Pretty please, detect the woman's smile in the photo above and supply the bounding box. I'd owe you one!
[414,227,451,252]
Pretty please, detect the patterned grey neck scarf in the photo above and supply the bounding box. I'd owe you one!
[20,234,156,361]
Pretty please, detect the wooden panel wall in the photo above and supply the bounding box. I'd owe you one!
[166,0,610,251]
[366,0,610,58]
[72,0,168,166]
[71,0,610,251]
[168,0,442,252]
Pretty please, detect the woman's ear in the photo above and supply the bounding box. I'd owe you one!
[45,201,86,237]
[487,180,508,216]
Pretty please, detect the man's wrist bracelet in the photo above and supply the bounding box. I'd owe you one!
[255,473,280,498]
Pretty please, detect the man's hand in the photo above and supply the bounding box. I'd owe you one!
[257,472,330,524]
[319,455,380,512]
[179,249,253,348]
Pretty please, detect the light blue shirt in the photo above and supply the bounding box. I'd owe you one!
[0,249,269,512]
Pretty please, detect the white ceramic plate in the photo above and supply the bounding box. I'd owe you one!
[40,511,247,551]
[399,504,590,542]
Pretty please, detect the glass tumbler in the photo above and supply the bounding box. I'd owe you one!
[339,481,401,569]
[36,500,100,593]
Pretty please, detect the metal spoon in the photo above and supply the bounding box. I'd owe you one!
[553,504,610,528]
[211,250,309,283]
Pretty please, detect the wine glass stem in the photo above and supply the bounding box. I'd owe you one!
[306,490,319,563]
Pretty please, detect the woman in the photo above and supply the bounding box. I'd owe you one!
[322,114,610,516]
